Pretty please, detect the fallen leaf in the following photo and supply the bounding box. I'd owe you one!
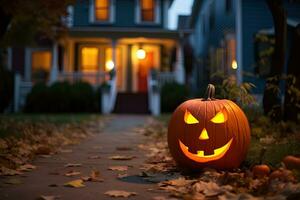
[90,170,104,182]
[108,166,128,172]
[104,190,137,198]
[18,164,36,172]
[64,163,82,167]
[64,171,81,177]
[109,155,135,160]
[0,167,23,176]
[81,170,104,182]
[64,179,85,188]
[38,195,60,200]
[60,149,73,153]
[117,173,129,179]
[88,155,101,159]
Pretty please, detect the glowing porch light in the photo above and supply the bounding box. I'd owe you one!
[136,48,146,59]
[105,60,114,71]
[231,59,238,70]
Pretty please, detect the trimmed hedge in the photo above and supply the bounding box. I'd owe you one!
[24,81,100,113]
[161,82,189,113]
[0,68,14,112]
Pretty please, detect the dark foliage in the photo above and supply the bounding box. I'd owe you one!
[24,81,100,113]
[0,68,14,112]
[161,82,189,113]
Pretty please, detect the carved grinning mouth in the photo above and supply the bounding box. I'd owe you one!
[178,138,233,163]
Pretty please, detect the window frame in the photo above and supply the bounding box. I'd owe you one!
[89,0,115,24]
[135,0,161,25]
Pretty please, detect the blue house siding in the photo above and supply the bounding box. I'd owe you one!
[241,0,300,94]
[73,0,90,26]
[241,0,273,94]
[192,0,236,57]
[73,0,165,28]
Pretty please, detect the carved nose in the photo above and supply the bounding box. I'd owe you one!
[199,128,209,140]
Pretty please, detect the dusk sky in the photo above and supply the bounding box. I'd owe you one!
[169,0,193,29]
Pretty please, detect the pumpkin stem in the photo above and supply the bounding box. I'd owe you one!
[206,84,215,100]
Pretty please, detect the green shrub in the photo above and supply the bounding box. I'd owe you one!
[0,68,14,112]
[70,82,96,112]
[161,82,189,113]
[24,82,49,112]
[24,81,100,113]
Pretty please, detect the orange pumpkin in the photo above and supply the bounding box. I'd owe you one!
[252,164,270,178]
[168,84,251,170]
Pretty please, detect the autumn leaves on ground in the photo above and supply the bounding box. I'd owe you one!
[1,114,300,200]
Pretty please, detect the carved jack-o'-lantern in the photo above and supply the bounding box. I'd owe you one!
[168,84,251,170]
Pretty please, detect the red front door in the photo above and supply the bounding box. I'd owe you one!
[137,51,153,92]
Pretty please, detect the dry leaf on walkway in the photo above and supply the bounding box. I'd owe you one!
[90,170,104,182]
[64,170,81,177]
[109,155,135,160]
[88,155,101,159]
[64,179,85,188]
[64,163,82,167]
[108,166,128,172]
[81,170,104,182]
[117,173,129,179]
[59,149,73,153]
[0,166,23,176]
[39,195,60,200]
[104,190,137,198]
[18,164,36,172]
[160,177,196,187]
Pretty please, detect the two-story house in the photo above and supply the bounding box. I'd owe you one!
[188,0,300,98]
[10,0,186,114]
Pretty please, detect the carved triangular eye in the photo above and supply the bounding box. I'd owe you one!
[211,108,228,124]
[184,110,199,124]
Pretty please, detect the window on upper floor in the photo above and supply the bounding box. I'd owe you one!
[141,0,155,22]
[95,0,110,21]
[90,0,114,23]
[136,0,160,24]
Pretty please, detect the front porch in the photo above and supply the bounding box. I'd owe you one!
[13,29,186,115]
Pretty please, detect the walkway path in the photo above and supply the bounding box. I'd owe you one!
[0,115,168,200]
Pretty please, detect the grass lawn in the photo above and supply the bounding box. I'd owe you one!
[0,113,100,138]
[156,113,300,167]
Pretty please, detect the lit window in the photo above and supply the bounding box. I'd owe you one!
[81,47,99,72]
[31,51,52,71]
[140,0,155,22]
[95,0,110,21]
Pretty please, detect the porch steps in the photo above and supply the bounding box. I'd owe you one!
[113,93,150,114]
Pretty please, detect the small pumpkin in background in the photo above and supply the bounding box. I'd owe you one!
[168,84,251,170]
[283,156,300,170]
[252,164,270,178]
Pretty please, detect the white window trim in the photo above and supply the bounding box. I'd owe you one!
[89,0,115,24]
[135,0,161,25]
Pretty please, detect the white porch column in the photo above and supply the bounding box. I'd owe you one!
[24,48,31,82]
[112,39,117,71]
[235,0,243,84]
[174,41,185,84]
[50,42,59,83]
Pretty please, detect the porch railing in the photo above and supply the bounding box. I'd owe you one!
[58,71,108,87]
[157,72,176,86]
[101,73,117,114]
